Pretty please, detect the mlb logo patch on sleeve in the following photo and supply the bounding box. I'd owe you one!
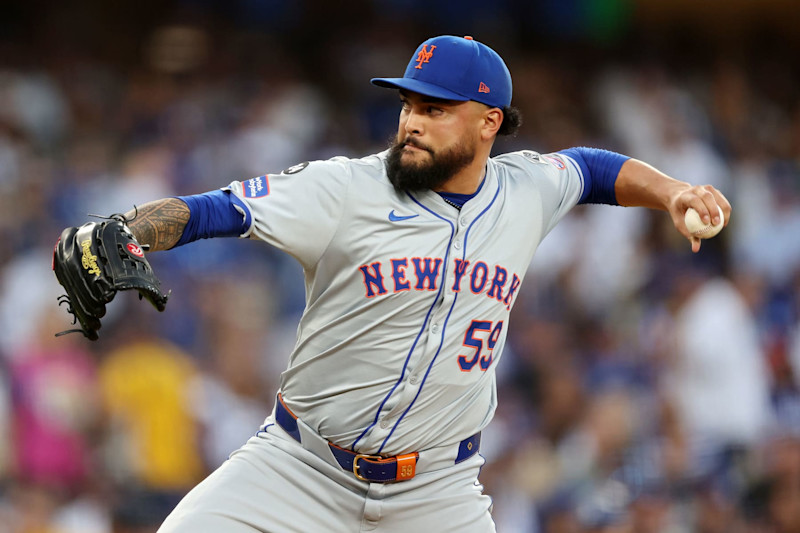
[242,175,270,198]
[544,156,566,170]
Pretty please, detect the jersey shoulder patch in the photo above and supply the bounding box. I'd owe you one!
[500,150,555,167]
[504,150,566,171]
[241,175,270,198]
[521,150,542,162]
[282,161,309,175]
[543,155,566,170]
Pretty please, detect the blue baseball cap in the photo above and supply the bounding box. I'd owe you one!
[371,35,512,109]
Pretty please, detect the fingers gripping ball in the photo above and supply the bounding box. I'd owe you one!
[53,215,170,340]
[684,206,724,239]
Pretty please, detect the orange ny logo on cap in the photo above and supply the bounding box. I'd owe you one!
[478,82,490,94]
[414,45,436,69]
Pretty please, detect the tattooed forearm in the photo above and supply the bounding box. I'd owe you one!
[124,198,190,252]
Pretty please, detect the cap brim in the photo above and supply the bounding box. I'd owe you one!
[370,77,470,102]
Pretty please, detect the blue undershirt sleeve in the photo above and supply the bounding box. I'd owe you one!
[559,147,629,206]
[173,189,251,248]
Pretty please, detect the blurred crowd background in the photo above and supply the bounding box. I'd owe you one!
[1,0,799,532]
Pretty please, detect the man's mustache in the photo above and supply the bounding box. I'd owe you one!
[400,137,432,153]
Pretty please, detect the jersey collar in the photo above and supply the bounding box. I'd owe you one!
[408,163,497,219]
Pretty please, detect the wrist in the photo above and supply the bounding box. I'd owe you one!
[615,159,688,211]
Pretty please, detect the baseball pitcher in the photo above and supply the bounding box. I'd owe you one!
[53,35,731,532]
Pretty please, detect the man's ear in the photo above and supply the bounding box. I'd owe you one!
[481,108,503,140]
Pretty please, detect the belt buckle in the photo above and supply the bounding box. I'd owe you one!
[352,453,382,482]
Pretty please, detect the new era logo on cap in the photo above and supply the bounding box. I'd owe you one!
[371,35,512,109]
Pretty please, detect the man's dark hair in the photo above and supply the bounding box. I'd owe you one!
[497,105,522,136]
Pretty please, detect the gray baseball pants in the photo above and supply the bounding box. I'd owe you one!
[158,417,495,532]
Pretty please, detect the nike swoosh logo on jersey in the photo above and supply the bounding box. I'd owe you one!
[388,210,419,222]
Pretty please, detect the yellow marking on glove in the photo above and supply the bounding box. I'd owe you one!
[80,239,102,276]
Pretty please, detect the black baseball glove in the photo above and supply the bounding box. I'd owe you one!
[52,214,170,340]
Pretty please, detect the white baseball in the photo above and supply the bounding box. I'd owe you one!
[684,206,724,239]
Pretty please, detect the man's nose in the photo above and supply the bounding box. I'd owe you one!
[404,109,424,135]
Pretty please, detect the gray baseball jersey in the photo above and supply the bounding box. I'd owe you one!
[225,149,583,456]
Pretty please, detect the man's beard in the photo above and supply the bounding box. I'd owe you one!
[386,136,476,193]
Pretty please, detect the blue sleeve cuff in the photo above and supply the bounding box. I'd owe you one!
[173,189,250,248]
[559,147,629,205]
